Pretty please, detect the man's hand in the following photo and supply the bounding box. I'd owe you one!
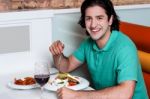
[49,40,64,55]
[57,87,78,99]
[49,40,66,71]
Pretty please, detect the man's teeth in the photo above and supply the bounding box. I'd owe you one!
[92,29,99,32]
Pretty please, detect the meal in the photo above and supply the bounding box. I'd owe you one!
[51,73,80,87]
[14,77,36,85]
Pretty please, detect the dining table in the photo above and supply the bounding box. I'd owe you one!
[0,68,93,99]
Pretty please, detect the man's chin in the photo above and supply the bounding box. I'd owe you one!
[91,36,100,40]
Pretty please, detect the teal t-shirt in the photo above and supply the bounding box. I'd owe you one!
[73,31,148,99]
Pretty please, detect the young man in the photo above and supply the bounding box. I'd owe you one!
[49,0,148,99]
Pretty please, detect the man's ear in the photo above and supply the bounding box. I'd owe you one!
[109,15,113,25]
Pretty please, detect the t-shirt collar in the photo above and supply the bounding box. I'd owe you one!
[93,30,118,52]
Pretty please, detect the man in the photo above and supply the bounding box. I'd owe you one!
[49,0,148,99]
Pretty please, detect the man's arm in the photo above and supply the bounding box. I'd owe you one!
[76,80,135,99]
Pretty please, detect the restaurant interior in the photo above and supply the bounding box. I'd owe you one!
[0,0,150,98]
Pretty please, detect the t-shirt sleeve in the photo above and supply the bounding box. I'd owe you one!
[117,45,140,84]
[73,40,87,63]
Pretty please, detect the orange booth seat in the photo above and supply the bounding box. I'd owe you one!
[120,21,150,98]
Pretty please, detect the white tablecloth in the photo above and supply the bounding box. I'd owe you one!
[0,69,93,99]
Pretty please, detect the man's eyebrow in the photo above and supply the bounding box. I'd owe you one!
[85,15,91,17]
[96,15,105,17]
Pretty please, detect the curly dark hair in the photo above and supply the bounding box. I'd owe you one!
[78,0,120,32]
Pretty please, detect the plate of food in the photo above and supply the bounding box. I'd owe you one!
[8,76,39,90]
[44,73,89,91]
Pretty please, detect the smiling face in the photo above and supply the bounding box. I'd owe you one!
[85,6,113,41]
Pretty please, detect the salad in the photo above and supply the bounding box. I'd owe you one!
[51,73,80,87]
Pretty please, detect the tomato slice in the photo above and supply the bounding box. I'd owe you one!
[68,82,77,86]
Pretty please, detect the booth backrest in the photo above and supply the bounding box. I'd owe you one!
[120,21,150,98]
[120,21,150,53]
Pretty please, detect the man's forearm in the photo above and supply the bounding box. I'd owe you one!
[77,87,131,99]
[76,81,135,99]
[53,54,69,72]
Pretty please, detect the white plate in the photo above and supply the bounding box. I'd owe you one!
[50,67,59,75]
[8,81,39,90]
[44,75,89,91]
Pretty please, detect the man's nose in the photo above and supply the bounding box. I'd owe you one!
[91,19,98,28]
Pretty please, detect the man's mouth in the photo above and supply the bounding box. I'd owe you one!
[91,28,101,33]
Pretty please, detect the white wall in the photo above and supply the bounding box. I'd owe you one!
[115,4,150,26]
[0,10,53,75]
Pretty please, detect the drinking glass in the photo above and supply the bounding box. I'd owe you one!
[34,61,50,99]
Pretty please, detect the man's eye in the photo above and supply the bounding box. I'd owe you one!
[97,17,102,20]
[85,17,91,21]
